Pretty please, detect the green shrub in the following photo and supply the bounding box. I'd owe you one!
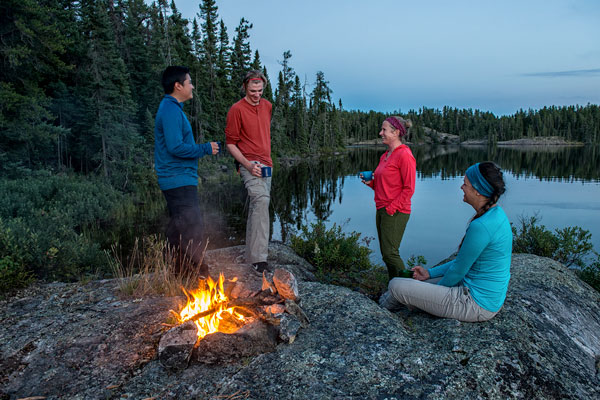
[577,252,600,292]
[512,215,559,258]
[0,256,34,297]
[512,214,598,292]
[553,226,593,268]
[512,215,593,268]
[290,220,373,275]
[0,174,129,282]
[290,220,387,297]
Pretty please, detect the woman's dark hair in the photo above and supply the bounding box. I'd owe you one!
[459,161,506,249]
[473,161,506,220]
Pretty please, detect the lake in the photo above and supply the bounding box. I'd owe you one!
[193,145,600,267]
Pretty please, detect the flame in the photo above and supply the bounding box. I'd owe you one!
[176,273,246,339]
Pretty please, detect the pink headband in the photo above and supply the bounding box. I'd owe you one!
[385,117,406,137]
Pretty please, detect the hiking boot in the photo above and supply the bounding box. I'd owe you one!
[252,262,269,273]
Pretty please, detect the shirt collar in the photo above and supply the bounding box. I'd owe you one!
[164,94,183,109]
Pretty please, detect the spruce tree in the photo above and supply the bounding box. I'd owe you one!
[230,18,253,94]
[197,0,220,137]
[0,0,70,173]
[77,0,141,188]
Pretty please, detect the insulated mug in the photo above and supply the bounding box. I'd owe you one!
[359,171,373,181]
[261,166,272,177]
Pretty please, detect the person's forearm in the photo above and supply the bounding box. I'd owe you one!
[226,144,252,171]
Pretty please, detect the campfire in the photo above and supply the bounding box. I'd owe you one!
[173,274,247,340]
[158,268,309,369]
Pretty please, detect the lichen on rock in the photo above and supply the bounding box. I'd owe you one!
[1,246,599,399]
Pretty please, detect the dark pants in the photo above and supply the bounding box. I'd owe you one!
[162,185,205,273]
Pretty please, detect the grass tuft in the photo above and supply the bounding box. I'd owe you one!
[107,235,207,297]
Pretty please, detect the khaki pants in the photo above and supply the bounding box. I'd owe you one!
[379,277,498,322]
[240,162,271,264]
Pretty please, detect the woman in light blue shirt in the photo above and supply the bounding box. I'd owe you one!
[379,162,512,322]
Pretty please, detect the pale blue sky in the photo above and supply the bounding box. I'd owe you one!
[174,0,600,115]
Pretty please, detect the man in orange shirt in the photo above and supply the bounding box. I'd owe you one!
[225,70,272,272]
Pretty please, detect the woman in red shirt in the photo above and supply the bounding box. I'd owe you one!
[362,116,416,280]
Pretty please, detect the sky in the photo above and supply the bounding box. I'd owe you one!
[173,0,600,115]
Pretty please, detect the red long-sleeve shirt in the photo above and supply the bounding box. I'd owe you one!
[367,145,416,215]
[225,98,273,167]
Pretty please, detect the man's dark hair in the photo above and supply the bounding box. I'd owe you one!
[161,66,190,94]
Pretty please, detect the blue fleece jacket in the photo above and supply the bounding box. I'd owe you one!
[154,95,212,190]
[428,206,512,312]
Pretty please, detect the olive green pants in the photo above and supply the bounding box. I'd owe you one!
[376,208,410,280]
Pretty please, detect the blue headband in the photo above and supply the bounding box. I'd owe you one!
[465,163,494,197]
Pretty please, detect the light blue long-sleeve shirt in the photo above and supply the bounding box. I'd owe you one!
[428,206,512,312]
[154,95,212,190]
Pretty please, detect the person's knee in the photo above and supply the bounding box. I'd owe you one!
[382,253,402,269]
[250,193,270,208]
[388,277,417,301]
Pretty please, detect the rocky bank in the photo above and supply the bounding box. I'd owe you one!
[1,245,599,399]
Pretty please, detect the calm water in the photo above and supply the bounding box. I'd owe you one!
[194,145,600,267]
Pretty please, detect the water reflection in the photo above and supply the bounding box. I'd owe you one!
[197,145,600,265]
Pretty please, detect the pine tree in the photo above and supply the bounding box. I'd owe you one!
[291,75,308,153]
[167,0,194,66]
[0,0,71,172]
[251,50,261,70]
[121,0,159,134]
[77,0,141,187]
[230,18,253,93]
[310,71,333,149]
[196,0,220,137]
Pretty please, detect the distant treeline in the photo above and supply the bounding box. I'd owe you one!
[2,0,600,191]
[404,106,600,144]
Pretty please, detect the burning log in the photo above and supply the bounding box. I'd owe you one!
[186,290,282,322]
[263,303,286,315]
[159,270,310,366]
[193,320,279,364]
[273,268,299,301]
[261,271,277,293]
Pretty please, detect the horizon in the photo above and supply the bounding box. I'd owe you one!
[162,0,600,116]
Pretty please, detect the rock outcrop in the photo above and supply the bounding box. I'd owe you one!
[1,245,599,399]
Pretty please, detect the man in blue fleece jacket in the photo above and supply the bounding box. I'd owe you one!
[154,66,218,276]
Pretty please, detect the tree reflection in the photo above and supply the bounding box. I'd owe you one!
[199,145,600,251]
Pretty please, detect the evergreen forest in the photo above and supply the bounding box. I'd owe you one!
[1,0,600,288]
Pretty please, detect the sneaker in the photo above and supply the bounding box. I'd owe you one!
[252,262,269,273]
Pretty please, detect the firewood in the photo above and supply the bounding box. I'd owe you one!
[273,268,299,301]
[187,291,283,322]
[261,271,277,293]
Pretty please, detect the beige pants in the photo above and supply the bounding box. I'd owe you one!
[240,162,271,264]
[379,277,497,322]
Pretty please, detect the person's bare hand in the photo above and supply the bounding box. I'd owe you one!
[360,173,372,184]
[248,163,261,177]
[210,142,219,155]
[412,265,430,281]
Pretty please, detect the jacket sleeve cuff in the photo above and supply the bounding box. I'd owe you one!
[201,142,212,155]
